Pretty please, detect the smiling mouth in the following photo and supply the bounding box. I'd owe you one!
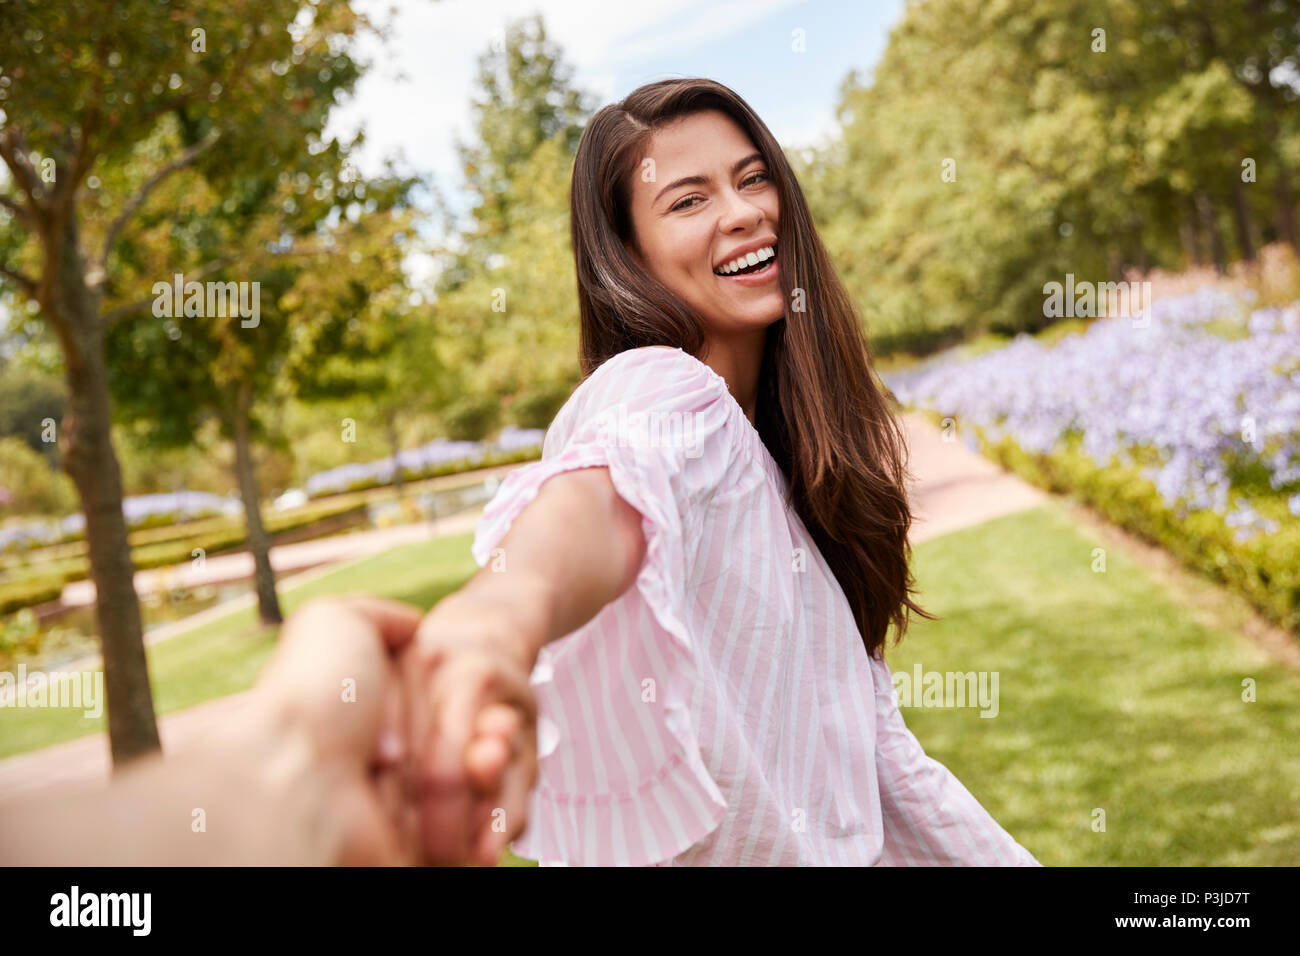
[714,242,777,277]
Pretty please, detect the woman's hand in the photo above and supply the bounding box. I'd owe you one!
[397,465,647,866]
[403,593,542,866]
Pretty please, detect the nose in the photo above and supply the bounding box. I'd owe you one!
[717,185,764,234]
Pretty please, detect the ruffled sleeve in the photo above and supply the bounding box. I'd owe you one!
[867,651,1042,866]
[470,346,744,866]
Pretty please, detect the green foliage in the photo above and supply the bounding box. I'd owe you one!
[0,435,77,515]
[432,17,590,429]
[0,360,64,454]
[798,0,1300,354]
[440,395,503,442]
[0,577,64,616]
[0,497,367,617]
[453,13,593,249]
[510,380,573,429]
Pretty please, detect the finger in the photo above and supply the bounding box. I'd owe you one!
[375,659,406,769]
[373,764,406,852]
[465,704,520,790]
[497,730,537,838]
[331,595,426,652]
[472,722,536,866]
[465,735,510,797]
[418,666,487,864]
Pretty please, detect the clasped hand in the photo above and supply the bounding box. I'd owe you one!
[253,595,540,866]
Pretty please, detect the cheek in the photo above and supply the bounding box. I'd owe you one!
[655,231,712,285]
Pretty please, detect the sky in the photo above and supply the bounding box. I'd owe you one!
[327,0,905,233]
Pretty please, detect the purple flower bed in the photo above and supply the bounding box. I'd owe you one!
[303,426,544,497]
[1,491,239,552]
[882,287,1300,543]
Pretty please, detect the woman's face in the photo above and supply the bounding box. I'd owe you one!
[624,110,783,339]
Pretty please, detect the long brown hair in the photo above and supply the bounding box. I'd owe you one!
[568,77,934,658]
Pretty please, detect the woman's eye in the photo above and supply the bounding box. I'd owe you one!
[670,173,766,211]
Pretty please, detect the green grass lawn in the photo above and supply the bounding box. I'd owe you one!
[893,502,1300,866]
[0,532,481,761]
[4,500,1299,865]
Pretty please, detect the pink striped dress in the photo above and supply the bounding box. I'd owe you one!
[471,346,1041,867]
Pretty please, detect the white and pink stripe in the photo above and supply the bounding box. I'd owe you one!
[471,346,1041,867]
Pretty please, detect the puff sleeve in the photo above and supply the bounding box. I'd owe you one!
[470,346,746,866]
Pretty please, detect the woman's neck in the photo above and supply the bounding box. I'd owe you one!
[699,328,767,426]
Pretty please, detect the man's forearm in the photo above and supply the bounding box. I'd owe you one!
[0,696,343,866]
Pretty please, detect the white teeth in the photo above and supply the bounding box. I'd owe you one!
[715,245,775,275]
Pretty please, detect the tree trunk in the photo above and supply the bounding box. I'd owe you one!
[1180,197,1203,267]
[1196,191,1227,275]
[1274,165,1299,253]
[1232,176,1256,262]
[46,211,160,767]
[233,382,282,625]
[386,412,405,500]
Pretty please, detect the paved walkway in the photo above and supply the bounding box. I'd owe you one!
[58,465,521,607]
[48,507,488,674]
[0,413,1045,800]
[901,414,1045,544]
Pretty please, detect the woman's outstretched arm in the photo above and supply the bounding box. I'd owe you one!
[420,465,648,666]
[403,465,649,866]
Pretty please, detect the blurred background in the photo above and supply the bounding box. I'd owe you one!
[1,0,1298,865]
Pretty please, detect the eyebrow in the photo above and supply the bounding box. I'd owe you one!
[653,152,765,208]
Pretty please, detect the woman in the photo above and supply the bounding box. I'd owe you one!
[406,78,1041,867]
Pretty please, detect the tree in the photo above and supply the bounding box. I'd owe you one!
[297,292,449,499]
[0,0,382,763]
[798,0,1299,352]
[433,15,593,432]
[105,172,416,626]
[453,13,591,250]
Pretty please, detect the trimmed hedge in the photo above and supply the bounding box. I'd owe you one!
[0,458,541,616]
[309,447,542,498]
[0,500,369,614]
[0,576,65,616]
[920,408,1300,635]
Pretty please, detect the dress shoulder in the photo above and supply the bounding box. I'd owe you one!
[467,345,752,865]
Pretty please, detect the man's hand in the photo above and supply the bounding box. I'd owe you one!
[253,594,427,865]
